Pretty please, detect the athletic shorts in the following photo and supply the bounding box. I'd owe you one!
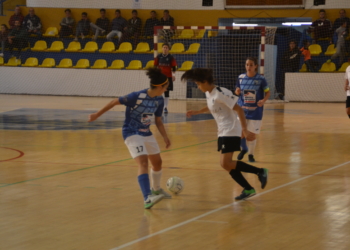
[247,119,262,134]
[346,96,350,108]
[125,134,160,159]
[217,136,241,154]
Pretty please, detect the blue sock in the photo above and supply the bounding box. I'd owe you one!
[241,138,248,151]
[138,174,151,201]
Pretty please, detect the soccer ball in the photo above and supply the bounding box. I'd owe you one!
[166,176,184,194]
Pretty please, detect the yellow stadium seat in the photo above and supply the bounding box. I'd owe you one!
[99,42,115,53]
[56,58,73,68]
[4,57,21,66]
[309,44,322,56]
[114,42,132,53]
[47,41,64,52]
[143,60,154,69]
[21,57,38,67]
[338,62,350,72]
[178,61,194,71]
[299,63,308,72]
[81,41,98,53]
[108,59,125,69]
[157,43,163,53]
[39,58,55,68]
[0,57,3,65]
[208,31,218,38]
[73,59,90,69]
[125,60,142,70]
[42,27,59,37]
[319,60,336,72]
[65,41,81,52]
[169,43,185,54]
[184,43,201,54]
[195,29,206,39]
[31,40,47,52]
[134,42,151,53]
[178,29,194,39]
[324,44,337,56]
[91,59,107,69]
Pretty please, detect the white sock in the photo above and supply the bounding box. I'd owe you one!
[164,97,169,108]
[151,169,162,191]
[247,139,257,155]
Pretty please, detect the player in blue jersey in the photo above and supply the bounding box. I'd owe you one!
[88,68,172,209]
[235,57,270,163]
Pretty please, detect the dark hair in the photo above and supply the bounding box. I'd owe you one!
[82,12,87,16]
[151,10,156,14]
[164,10,169,13]
[289,40,296,44]
[1,24,9,31]
[340,9,346,13]
[162,43,170,49]
[100,8,106,13]
[115,9,121,13]
[246,57,258,65]
[181,68,214,84]
[65,9,71,13]
[319,9,325,13]
[146,67,168,89]
[132,10,137,14]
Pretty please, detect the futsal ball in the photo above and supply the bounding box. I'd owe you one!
[166,176,184,194]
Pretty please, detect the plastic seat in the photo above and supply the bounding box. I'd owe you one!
[4,57,21,66]
[338,62,350,72]
[39,58,55,68]
[31,40,47,51]
[299,63,308,72]
[125,60,142,70]
[91,59,107,69]
[81,41,98,53]
[99,42,115,53]
[73,59,90,68]
[21,57,38,67]
[324,44,336,56]
[0,57,3,65]
[134,42,150,53]
[47,41,64,52]
[114,42,132,53]
[42,27,58,37]
[309,44,322,56]
[195,29,206,39]
[208,31,218,38]
[319,60,336,72]
[143,60,154,69]
[56,58,73,68]
[184,43,201,54]
[169,43,185,54]
[178,61,194,71]
[65,41,81,52]
[108,59,124,69]
[178,29,194,39]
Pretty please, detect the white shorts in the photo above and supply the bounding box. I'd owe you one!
[125,135,160,159]
[247,119,262,134]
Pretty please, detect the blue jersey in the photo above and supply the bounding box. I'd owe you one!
[236,73,269,120]
[119,89,164,140]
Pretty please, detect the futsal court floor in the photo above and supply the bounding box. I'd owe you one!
[1,94,350,250]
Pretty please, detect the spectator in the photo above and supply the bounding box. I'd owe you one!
[159,10,174,44]
[23,8,42,37]
[331,20,348,68]
[119,10,142,48]
[8,6,24,30]
[8,20,27,59]
[106,9,127,43]
[59,9,75,39]
[309,9,332,44]
[144,10,159,38]
[333,9,350,31]
[0,24,9,57]
[300,40,319,72]
[74,12,90,41]
[90,8,110,41]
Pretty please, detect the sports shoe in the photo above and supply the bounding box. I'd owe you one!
[164,108,168,113]
[237,150,247,160]
[235,189,256,200]
[144,194,164,209]
[151,188,172,199]
[258,168,269,189]
[248,154,255,162]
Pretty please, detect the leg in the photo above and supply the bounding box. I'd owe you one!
[1,41,4,55]
[106,30,117,41]
[246,133,257,162]
[148,154,163,191]
[346,97,350,118]
[90,23,103,40]
[237,132,248,160]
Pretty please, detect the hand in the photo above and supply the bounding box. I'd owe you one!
[242,128,254,141]
[257,100,265,107]
[186,110,199,118]
[345,86,350,91]
[172,75,175,81]
[88,113,99,122]
[8,38,12,44]
[164,137,171,149]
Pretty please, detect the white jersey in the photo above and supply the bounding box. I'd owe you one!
[346,66,350,96]
[205,86,241,137]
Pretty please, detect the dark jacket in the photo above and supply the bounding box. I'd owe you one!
[77,19,91,33]
[126,17,142,34]
[23,14,42,30]
[144,18,160,37]
[111,17,127,32]
[159,16,174,26]
[9,26,27,39]
[95,18,110,32]
[9,13,24,29]
[282,48,300,72]
[0,30,9,42]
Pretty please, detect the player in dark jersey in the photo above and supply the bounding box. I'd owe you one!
[88,68,172,209]
[154,43,177,113]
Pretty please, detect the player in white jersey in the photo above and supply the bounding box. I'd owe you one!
[88,68,172,209]
[182,68,269,200]
[345,65,350,118]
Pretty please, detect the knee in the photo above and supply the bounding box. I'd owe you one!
[220,160,231,171]
[246,133,256,141]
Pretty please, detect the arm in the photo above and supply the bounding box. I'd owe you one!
[186,106,209,118]
[233,104,253,140]
[257,90,270,107]
[345,79,349,92]
[235,87,241,96]
[88,98,120,122]
[155,116,171,148]
[60,18,67,26]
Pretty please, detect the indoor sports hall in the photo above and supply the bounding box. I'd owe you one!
[1,0,350,249]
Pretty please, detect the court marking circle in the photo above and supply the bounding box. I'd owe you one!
[0,147,25,162]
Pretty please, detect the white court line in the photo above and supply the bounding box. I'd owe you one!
[111,160,350,250]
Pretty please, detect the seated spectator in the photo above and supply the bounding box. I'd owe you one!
[309,9,332,44]
[0,24,9,57]
[8,6,24,30]
[119,10,142,48]
[331,20,348,68]
[74,12,91,41]
[159,10,174,43]
[106,9,127,43]
[23,8,42,37]
[59,9,75,38]
[143,10,159,38]
[300,40,319,72]
[332,9,350,44]
[90,8,110,41]
[8,20,28,59]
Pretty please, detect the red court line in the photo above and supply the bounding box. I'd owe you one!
[0,147,25,162]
